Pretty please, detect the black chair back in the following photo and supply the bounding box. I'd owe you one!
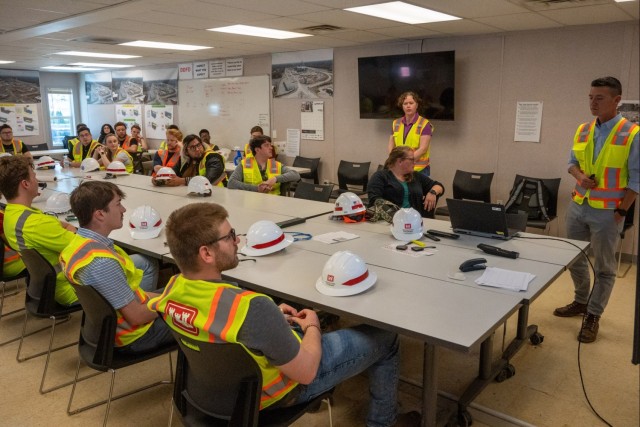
[452,170,494,202]
[73,284,117,369]
[26,143,49,151]
[294,182,333,202]
[337,160,370,193]
[513,174,561,217]
[20,249,59,315]
[293,156,320,184]
[623,201,636,232]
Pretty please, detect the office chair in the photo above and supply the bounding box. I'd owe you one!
[434,170,493,217]
[617,201,636,278]
[509,174,561,234]
[294,182,334,202]
[16,249,81,394]
[26,142,49,151]
[330,160,370,200]
[169,331,333,427]
[67,284,176,426]
[293,156,321,184]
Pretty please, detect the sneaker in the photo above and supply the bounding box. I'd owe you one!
[394,411,422,427]
[553,301,587,317]
[578,313,600,343]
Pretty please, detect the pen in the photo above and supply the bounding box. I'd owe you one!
[411,240,425,247]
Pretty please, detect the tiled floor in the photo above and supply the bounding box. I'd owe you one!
[0,267,637,426]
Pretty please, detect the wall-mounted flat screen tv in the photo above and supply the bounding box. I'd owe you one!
[358,51,455,120]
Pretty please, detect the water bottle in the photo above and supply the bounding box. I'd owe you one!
[63,155,70,170]
[233,147,243,166]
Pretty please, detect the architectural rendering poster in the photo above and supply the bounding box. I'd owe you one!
[0,70,41,104]
[85,72,113,104]
[618,100,639,124]
[112,70,144,104]
[142,68,178,105]
[144,104,174,139]
[272,49,333,99]
[115,104,142,129]
[0,103,39,136]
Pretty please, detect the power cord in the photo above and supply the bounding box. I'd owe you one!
[516,235,613,427]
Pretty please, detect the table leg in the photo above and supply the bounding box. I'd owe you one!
[422,342,438,427]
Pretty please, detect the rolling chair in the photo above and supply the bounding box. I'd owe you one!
[617,201,636,278]
[288,156,321,196]
[169,331,333,427]
[434,170,493,217]
[294,182,334,202]
[27,142,49,151]
[508,174,561,234]
[330,160,370,201]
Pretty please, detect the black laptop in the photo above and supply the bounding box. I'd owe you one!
[446,198,524,240]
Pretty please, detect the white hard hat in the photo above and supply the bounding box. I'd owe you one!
[155,166,176,181]
[34,156,56,170]
[80,157,100,173]
[390,208,423,241]
[187,175,212,197]
[241,220,293,256]
[331,192,366,222]
[129,205,163,240]
[315,250,377,297]
[106,160,128,175]
[0,152,12,158]
[44,193,71,214]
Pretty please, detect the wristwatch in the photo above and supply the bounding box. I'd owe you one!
[429,189,438,196]
[614,208,627,217]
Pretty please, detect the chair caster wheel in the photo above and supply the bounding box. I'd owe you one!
[530,332,544,345]
[495,363,516,383]
[457,409,473,426]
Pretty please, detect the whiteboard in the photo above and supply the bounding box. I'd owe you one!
[178,75,270,149]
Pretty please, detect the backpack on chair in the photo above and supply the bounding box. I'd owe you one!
[505,178,550,221]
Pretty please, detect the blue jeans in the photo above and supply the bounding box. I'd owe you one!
[131,254,159,292]
[292,325,399,427]
[418,165,430,177]
[120,318,175,354]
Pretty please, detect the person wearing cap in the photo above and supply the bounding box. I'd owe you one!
[151,134,226,188]
[60,181,172,353]
[368,146,444,218]
[148,203,419,426]
[65,126,101,168]
[228,135,299,195]
[152,128,183,176]
[0,124,31,158]
[0,156,78,305]
[94,133,134,173]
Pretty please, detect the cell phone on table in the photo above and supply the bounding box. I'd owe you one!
[65,214,77,222]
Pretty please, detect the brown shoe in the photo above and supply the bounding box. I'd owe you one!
[394,411,421,427]
[553,301,587,317]
[578,314,600,343]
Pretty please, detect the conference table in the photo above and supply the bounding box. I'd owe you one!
[29,166,588,427]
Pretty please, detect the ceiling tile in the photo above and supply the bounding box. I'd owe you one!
[475,12,562,32]
[538,4,633,25]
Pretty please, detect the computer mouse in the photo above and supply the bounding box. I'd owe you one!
[459,258,487,272]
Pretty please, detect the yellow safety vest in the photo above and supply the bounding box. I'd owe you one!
[242,157,282,195]
[114,148,134,173]
[1,139,25,155]
[3,242,25,277]
[198,150,227,187]
[392,116,432,172]
[572,118,638,209]
[70,139,101,163]
[60,235,150,347]
[148,274,300,409]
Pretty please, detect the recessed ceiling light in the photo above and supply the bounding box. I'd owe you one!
[208,25,311,39]
[345,1,460,24]
[54,51,140,59]
[42,66,104,72]
[70,62,133,68]
[614,0,635,2]
[0,60,15,64]
[120,40,212,51]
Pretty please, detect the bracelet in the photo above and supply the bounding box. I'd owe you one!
[303,324,321,334]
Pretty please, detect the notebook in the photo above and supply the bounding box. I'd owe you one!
[446,198,522,240]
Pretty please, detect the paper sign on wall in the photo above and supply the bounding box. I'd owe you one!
[194,62,208,79]
[209,60,225,78]
[225,58,243,77]
[179,63,194,80]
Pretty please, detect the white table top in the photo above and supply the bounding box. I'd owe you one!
[30,148,68,157]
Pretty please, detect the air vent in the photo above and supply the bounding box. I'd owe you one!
[69,36,129,45]
[299,24,345,34]
[508,0,608,10]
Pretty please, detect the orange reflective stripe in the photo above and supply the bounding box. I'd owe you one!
[150,275,178,311]
[219,291,252,341]
[203,288,225,343]
[609,119,627,146]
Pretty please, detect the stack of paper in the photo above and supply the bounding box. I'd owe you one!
[475,267,535,292]
[313,231,359,244]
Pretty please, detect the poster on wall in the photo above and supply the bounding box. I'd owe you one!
[112,70,144,104]
[115,104,142,129]
[300,101,324,140]
[85,72,113,104]
[144,104,174,139]
[272,49,333,99]
[0,103,39,136]
[142,68,178,105]
[0,70,41,103]
[514,101,543,143]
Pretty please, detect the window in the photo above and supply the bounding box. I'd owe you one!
[47,88,75,147]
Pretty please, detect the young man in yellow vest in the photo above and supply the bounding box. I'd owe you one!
[0,156,77,305]
[60,181,172,352]
[0,125,32,158]
[554,77,639,343]
[148,203,419,426]
[227,135,299,195]
[65,126,101,168]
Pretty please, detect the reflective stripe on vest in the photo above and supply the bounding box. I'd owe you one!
[572,118,638,209]
[60,237,149,346]
[199,150,227,187]
[4,244,20,263]
[392,116,432,171]
[1,139,24,155]
[242,157,282,195]
[72,139,101,162]
[115,148,134,173]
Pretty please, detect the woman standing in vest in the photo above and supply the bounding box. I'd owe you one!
[387,92,434,176]
[94,133,134,173]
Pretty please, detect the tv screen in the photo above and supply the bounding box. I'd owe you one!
[358,51,455,120]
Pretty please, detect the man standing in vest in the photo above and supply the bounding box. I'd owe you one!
[0,125,32,158]
[152,128,182,176]
[148,203,418,425]
[65,126,101,168]
[0,156,77,305]
[114,121,138,154]
[554,77,639,343]
[60,181,172,352]
[228,135,299,195]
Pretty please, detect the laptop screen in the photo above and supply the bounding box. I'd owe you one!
[446,198,517,239]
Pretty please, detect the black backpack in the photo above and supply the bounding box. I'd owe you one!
[505,178,550,221]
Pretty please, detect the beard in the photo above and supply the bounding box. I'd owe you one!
[216,248,239,272]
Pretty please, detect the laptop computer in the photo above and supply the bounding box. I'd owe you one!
[446,198,523,240]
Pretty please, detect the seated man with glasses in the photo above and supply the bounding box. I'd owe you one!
[60,181,173,353]
[151,134,226,187]
[0,125,32,158]
[228,135,299,195]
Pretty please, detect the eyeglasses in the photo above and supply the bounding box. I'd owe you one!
[187,143,204,151]
[0,131,12,135]
[402,157,415,162]
[207,228,236,245]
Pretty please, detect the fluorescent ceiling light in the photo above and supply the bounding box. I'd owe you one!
[614,0,635,2]
[208,25,311,39]
[345,1,460,24]
[0,60,15,64]
[54,51,140,59]
[70,62,133,68]
[120,40,211,50]
[42,66,103,71]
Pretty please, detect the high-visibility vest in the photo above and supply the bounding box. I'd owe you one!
[0,139,25,155]
[199,150,227,187]
[60,235,151,347]
[3,242,25,277]
[151,148,181,177]
[70,139,101,163]
[148,274,300,409]
[572,118,638,209]
[244,143,253,158]
[114,148,134,173]
[392,116,433,172]
[242,157,282,195]
[120,135,133,150]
